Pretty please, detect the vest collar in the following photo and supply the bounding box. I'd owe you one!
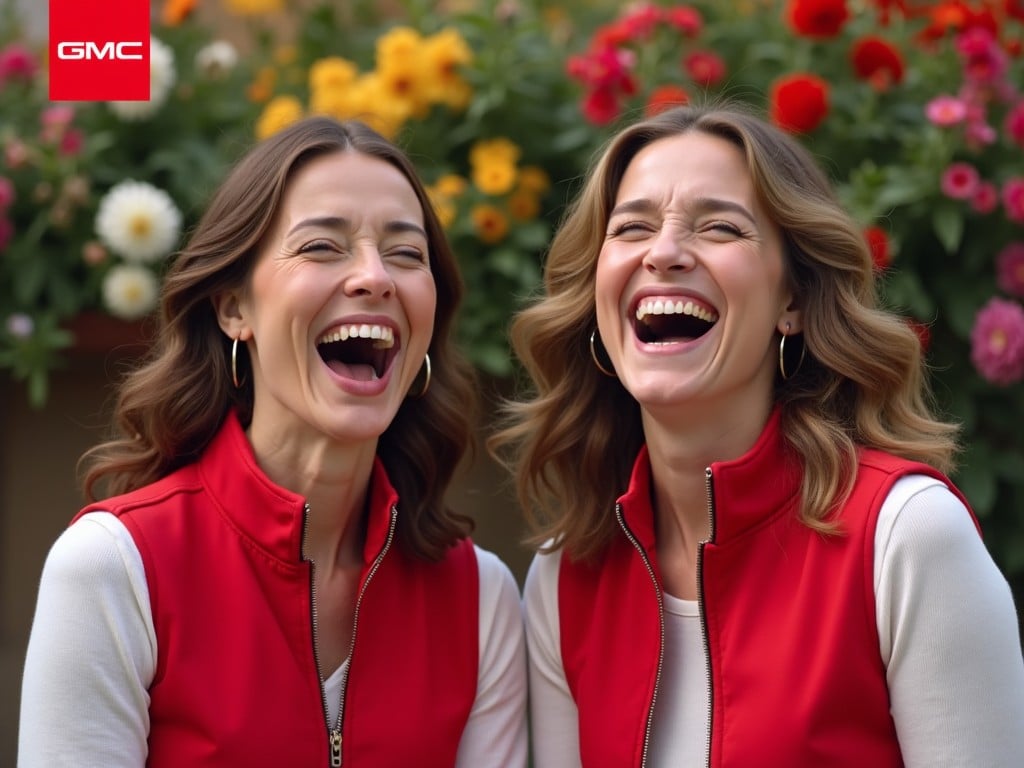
[197,411,400,565]
[618,407,803,547]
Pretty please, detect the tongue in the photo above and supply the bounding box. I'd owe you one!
[327,361,377,381]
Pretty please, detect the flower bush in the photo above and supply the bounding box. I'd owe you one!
[0,0,259,405]
[1,0,1022,588]
[563,0,1024,590]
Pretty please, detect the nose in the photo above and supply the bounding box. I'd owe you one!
[642,222,696,274]
[345,247,394,298]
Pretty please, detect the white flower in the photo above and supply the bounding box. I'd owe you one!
[95,180,182,263]
[107,36,176,121]
[102,264,160,320]
[195,40,238,79]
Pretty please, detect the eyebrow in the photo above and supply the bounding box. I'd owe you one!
[609,196,757,224]
[286,215,428,239]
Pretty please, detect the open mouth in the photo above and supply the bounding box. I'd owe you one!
[634,298,719,344]
[316,324,397,381]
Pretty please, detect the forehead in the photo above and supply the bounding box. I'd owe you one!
[279,150,424,224]
[614,131,753,202]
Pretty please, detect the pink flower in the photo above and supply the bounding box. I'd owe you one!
[1002,178,1024,222]
[964,120,997,149]
[970,297,1024,385]
[1004,101,1024,148]
[996,243,1024,298]
[940,162,980,200]
[925,95,967,126]
[59,128,84,157]
[3,139,30,168]
[0,43,37,86]
[972,181,999,214]
[0,176,14,209]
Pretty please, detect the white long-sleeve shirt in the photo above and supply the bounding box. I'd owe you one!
[19,511,528,767]
[525,474,1024,767]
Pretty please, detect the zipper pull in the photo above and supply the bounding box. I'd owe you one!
[330,729,342,767]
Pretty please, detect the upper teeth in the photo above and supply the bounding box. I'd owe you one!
[317,324,395,349]
[636,299,718,323]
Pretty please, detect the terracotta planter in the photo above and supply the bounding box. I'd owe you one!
[65,310,153,358]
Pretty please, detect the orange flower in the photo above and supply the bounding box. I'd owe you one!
[645,85,689,116]
[161,0,197,26]
[471,204,509,244]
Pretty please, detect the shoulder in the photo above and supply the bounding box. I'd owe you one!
[523,545,562,611]
[473,544,521,602]
[44,511,145,587]
[876,474,981,564]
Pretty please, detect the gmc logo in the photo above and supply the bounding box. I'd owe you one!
[56,41,145,61]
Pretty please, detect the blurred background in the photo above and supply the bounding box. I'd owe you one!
[3,0,1024,760]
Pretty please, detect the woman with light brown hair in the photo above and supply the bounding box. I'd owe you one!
[20,116,527,767]
[492,103,1024,766]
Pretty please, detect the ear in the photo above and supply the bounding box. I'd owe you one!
[777,297,803,336]
[212,289,252,342]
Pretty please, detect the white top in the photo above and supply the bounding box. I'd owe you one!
[18,512,528,767]
[524,475,1024,767]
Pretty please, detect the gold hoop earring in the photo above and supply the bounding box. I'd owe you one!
[231,336,244,389]
[778,323,806,381]
[589,330,617,377]
[410,353,431,398]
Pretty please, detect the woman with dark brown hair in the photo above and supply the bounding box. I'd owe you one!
[492,103,1024,767]
[20,116,526,767]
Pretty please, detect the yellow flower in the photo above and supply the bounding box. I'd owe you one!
[508,189,540,221]
[469,137,521,168]
[224,0,283,14]
[426,188,457,229]
[472,157,518,196]
[309,57,359,94]
[344,73,412,139]
[255,95,303,140]
[274,45,297,66]
[375,27,429,117]
[422,28,474,109]
[435,174,468,198]
[471,204,509,244]
[517,165,551,194]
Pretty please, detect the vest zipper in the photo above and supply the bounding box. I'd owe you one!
[615,502,665,768]
[697,467,717,768]
[304,502,399,767]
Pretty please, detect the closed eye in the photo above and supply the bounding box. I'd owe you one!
[607,220,656,237]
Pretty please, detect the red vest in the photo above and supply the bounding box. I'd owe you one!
[78,412,479,767]
[559,410,975,767]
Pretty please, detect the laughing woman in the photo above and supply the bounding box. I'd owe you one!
[19,117,527,767]
[491,104,1024,767]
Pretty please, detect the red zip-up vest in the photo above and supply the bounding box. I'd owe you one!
[559,410,976,767]
[76,411,479,767]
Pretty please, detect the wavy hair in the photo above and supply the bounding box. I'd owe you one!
[491,103,959,560]
[80,116,476,560]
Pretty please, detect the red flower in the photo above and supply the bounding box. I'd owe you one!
[850,36,905,88]
[662,5,703,36]
[786,0,850,38]
[1008,0,1024,22]
[645,85,690,116]
[582,87,622,125]
[619,4,663,40]
[684,50,726,87]
[907,319,932,353]
[864,226,891,271]
[769,73,830,133]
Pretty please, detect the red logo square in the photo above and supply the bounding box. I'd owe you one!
[48,0,151,101]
